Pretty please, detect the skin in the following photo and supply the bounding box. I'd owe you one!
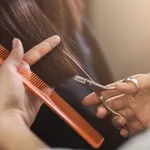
[82,73,150,137]
[0,37,60,150]
[23,35,60,65]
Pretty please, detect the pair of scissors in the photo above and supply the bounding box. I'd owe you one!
[63,50,142,135]
[73,75,122,117]
[63,50,122,117]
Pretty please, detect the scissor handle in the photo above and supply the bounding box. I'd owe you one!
[90,84,123,117]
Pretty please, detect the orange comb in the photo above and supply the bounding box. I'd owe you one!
[0,45,104,148]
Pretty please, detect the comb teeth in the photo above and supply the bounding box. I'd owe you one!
[0,45,50,92]
[0,45,9,59]
[19,67,49,90]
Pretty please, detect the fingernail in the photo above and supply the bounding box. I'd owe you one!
[53,35,60,43]
[46,35,61,50]
[96,107,107,119]
[121,133,129,138]
[12,38,18,48]
[116,83,128,87]
[120,131,129,138]
[116,118,124,126]
[120,129,129,138]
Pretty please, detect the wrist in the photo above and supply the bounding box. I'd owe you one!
[0,109,47,150]
[0,109,27,127]
[0,110,27,150]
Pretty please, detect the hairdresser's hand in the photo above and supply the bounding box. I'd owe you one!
[83,74,150,137]
[0,38,59,128]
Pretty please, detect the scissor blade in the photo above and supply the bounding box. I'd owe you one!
[73,76,87,84]
[63,50,93,81]
[73,75,116,91]
[63,51,115,90]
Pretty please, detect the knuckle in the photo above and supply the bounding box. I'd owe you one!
[119,108,133,119]
[112,116,127,127]
[21,61,30,70]
[123,95,130,104]
[32,47,41,59]
[43,41,52,50]
[129,121,143,135]
[106,99,116,110]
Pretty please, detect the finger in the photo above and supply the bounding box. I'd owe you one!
[82,74,142,106]
[82,92,99,106]
[112,116,127,129]
[102,90,121,101]
[106,74,142,87]
[5,38,24,67]
[96,96,133,119]
[115,74,150,94]
[100,74,142,100]
[18,61,31,80]
[84,93,130,118]
[119,120,143,137]
[82,90,121,106]
[120,128,129,138]
[127,119,144,136]
[101,94,132,113]
[117,107,134,120]
[96,106,108,119]
[23,35,60,66]
[96,95,127,119]
[116,82,139,94]
[112,111,143,136]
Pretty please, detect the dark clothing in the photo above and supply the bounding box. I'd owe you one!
[42,130,150,150]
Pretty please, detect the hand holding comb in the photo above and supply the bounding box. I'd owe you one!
[0,44,104,148]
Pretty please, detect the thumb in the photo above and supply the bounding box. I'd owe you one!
[115,74,150,94]
[5,38,24,67]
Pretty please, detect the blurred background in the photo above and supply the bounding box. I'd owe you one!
[86,0,150,81]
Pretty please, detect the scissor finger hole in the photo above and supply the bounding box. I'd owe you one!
[99,96,122,117]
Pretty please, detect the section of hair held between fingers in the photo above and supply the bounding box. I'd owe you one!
[23,36,60,66]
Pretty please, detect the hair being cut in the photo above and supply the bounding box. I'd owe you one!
[0,0,77,87]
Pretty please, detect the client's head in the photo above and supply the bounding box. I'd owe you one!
[0,0,77,87]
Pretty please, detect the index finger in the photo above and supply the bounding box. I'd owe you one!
[82,90,120,106]
[82,74,142,106]
[23,35,60,66]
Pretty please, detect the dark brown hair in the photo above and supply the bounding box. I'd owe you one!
[38,0,84,37]
[0,0,77,87]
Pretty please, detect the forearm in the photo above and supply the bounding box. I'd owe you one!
[0,111,48,150]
